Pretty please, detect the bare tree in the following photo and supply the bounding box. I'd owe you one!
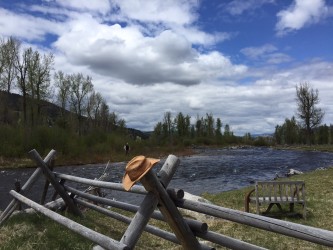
[69,73,93,135]
[25,48,54,126]
[0,37,20,123]
[296,82,324,144]
[87,91,103,128]
[54,70,71,117]
[163,111,173,137]
[100,101,110,131]
[15,47,31,125]
[117,118,127,133]
[34,51,54,122]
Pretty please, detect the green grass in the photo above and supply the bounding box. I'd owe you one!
[202,167,333,249]
[1,167,333,249]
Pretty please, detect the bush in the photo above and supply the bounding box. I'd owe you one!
[253,137,269,147]
[0,125,25,157]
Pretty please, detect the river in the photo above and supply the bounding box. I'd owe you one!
[1,147,333,210]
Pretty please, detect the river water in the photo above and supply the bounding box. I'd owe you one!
[1,147,333,210]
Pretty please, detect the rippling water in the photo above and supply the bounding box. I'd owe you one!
[1,147,333,210]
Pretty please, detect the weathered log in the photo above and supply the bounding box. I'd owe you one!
[175,198,333,247]
[119,154,196,249]
[0,149,56,226]
[40,158,55,204]
[65,185,207,233]
[76,198,214,250]
[9,190,129,250]
[156,154,180,187]
[140,170,201,250]
[195,230,266,250]
[167,188,184,200]
[55,172,185,201]
[51,179,66,201]
[28,149,82,217]
[54,172,147,194]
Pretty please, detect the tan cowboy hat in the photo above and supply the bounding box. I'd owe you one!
[122,155,160,191]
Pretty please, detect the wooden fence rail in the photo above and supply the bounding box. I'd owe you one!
[0,149,56,226]
[1,148,333,250]
[9,190,129,250]
[174,199,333,247]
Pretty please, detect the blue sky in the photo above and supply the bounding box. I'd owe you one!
[1,0,333,135]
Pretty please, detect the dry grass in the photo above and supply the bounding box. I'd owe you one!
[1,167,333,249]
[202,167,333,249]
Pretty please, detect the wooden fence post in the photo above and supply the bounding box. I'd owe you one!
[40,158,55,205]
[28,149,82,217]
[0,149,57,226]
[119,155,181,249]
[119,155,201,250]
[14,180,22,210]
[141,170,201,250]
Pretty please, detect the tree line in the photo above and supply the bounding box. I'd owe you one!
[151,111,242,146]
[0,37,125,132]
[152,82,331,147]
[0,36,129,159]
[1,36,331,163]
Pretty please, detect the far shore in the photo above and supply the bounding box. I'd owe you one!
[0,146,198,170]
[1,144,333,170]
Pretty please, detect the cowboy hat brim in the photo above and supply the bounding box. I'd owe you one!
[122,157,160,191]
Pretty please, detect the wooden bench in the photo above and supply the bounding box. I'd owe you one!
[245,181,306,218]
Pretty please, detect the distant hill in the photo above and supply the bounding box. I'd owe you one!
[0,91,150,139]
[0,90,66,122]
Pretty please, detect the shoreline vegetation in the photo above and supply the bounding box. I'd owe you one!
[0,145,197,169]
[1,144,333,170]
[1,160,333,249]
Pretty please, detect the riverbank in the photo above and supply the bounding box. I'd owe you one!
[3,143,333,170]
[0,145,197,169]
[1,165,333,249]
[274,144,333,153]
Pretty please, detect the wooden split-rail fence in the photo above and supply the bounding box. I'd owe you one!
[1,149,333,249]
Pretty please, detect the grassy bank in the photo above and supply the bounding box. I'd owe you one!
[1,166,333,249]
[274,144,333,153]
[3,143,333,169]
[0,144,196,169]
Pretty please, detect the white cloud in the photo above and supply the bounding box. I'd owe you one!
[276,0,330,35]
[0,8,63,41]
[241,44,292,64]
[225,0,275,15]
[241,44,277,59]
[55,0,112,15]
[1,0,332,136]
[112,0,199,25]
[52,13,246,86]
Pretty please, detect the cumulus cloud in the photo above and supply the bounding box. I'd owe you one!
[276,0,330,35]
[53,13,246,85]
[0,0,240,86]
[1,0,332,135]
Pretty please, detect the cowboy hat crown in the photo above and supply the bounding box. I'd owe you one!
[122,155,160,191]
